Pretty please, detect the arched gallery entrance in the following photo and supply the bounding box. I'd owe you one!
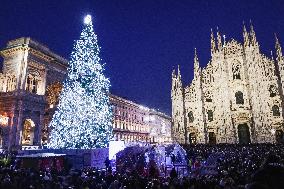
[238,123,251,144]
[21,119,35,145]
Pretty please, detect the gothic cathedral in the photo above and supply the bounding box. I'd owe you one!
[171,23,284,144]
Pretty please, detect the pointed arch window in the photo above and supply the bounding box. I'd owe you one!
[235,91,244,104]
[272,105,280,116]
[269,85,277,97]
[232,64,241,80]
[188,111,194,123]
[205,91,212,102]
[207,110,213,122]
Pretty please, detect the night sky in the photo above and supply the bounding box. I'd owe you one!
[0,0,284,115]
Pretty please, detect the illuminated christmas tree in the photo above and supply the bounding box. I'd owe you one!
[48,15,113,149]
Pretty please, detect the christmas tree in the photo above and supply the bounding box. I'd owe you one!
[48,15,113,149]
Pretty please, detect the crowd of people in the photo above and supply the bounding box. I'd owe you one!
[0,143,283,189]
[182,143,284,189]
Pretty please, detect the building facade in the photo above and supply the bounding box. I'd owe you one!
[0,37,68,149]
[0,37,171,149]
[110,94,172,144]
[172,24,284,144]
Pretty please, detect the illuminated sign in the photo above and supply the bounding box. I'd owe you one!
[0,115,9,125]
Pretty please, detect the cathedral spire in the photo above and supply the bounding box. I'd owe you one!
[177,65,183,88]
[249,20,257,46]
[270,50,274,61]
[216,27,222,50]
[177,65,182,81]
[171,68,176,92]
[243,22,250,47]
[171,66,182,94]
[172,68,176,78]
[275,33,283,62]
[194,48,200,77]
[211,28,216,56]
[223,34,226,47]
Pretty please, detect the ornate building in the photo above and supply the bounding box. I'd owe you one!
[0,37,68,149]
[172,24,284,144]
[110,94,171,144]
[0,37,171,149]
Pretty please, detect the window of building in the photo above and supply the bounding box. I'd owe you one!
[232,64,241,80]
[188,111,194,123]
[235,91,244,104]
[26,74,39,94]
[272,105,280,116]
[26,76,31,92]
[46,82,63,108]
[206,98,212,102]
[205,91,212,102]
[207,110,213,122]
[269,85,277,97]
[32,80,37,93]
[6,75,17,92]
[21,119,35,145]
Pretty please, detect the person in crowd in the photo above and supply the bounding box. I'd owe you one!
[105,157,111,170]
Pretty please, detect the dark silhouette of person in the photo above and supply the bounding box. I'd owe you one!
[104,157,111,170]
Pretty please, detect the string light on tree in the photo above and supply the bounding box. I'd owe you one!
[48,14,113,149]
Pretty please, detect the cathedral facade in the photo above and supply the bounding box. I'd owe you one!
[171,24,284,144]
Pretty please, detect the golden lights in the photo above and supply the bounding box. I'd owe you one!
[0,115,9,125]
